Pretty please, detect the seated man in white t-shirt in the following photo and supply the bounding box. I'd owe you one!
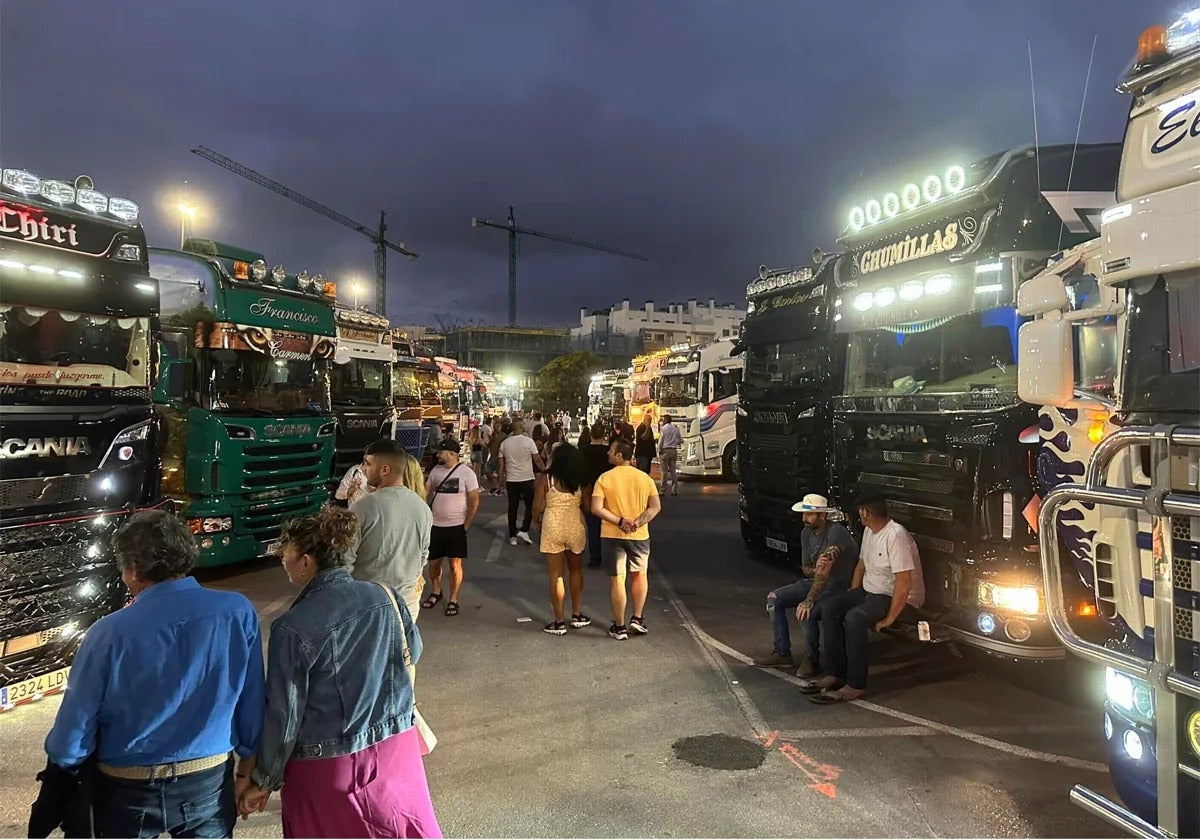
[804,492,925,704]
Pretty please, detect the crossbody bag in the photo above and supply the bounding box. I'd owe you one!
[374,582,438,755]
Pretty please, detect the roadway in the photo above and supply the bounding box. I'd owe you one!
[0,481,1121,837]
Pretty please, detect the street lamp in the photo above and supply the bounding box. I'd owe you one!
[352,280,363,310]
[177,204,197,248]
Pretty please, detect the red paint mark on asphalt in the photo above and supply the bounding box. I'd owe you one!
[757,731,841,799]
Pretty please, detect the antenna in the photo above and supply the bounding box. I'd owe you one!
[1027,39,1042,196]
[1060,34,1100,250]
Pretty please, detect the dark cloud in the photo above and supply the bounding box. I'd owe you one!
[1,0,1175,326]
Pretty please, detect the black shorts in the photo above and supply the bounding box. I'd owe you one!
[429,524,468,560]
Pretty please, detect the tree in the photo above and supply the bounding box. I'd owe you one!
[526,352,600,416]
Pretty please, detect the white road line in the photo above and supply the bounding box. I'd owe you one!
[774,726,935,739]
[658,570,771,738]
[668,599,1109,774]
[484,513,508,562]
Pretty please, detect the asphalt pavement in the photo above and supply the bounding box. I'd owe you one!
[0,479,1123,837]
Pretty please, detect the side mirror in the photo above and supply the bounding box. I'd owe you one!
[1018,317,1073,405]
[1017,270,1069,316]
[154,357,191,403]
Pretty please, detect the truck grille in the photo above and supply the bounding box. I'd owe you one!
[241,442,324,489]
[859,471,954,496]
[888,499,955,522]
[0,513,124,637]
[0,475,90,511]
[880,450,951,468]
[241,495,323,543]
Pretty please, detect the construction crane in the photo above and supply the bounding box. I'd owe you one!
[191,146,417,315]
[471,206,648,326]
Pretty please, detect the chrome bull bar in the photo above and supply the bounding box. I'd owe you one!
[1038,424,1200,839]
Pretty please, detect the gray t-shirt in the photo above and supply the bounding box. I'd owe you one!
[347,486,433,605]
[799,521,859,587]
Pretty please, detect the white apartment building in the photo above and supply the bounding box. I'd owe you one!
[572,297,746,355]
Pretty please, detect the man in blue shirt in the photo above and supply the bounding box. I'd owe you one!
[43,510,264,838]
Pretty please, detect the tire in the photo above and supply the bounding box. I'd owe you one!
[722,446,738,482]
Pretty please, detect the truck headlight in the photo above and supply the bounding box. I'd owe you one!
[978,582,1040,615]
[1105,667,1154,721]
[188,516,233,534]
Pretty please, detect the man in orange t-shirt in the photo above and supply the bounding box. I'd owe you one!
[591,439,661,640]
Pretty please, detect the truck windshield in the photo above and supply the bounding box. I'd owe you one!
[1123,277,1200,415]
[657,372,698,407]
[630,380,653,405]
[0,306,150,401]
[208,349,329,414]
[844,311,1018,396]
[416,369,440,403]
[393,366,421,406]
[331,357,390,408]
[744,339,824,398]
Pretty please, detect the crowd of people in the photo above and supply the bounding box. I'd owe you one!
[31,404,928,837]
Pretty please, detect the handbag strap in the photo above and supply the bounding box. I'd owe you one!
[374,582,413,668]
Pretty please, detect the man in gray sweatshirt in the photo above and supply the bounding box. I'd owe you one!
[348,439,433,618]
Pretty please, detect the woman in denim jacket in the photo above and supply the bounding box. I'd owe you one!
[239,507,442,838]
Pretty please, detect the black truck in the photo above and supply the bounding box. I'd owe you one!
[331,305,395,481]
[0,168,161,707]
[736,257,845,563]
[830,144,1120,659]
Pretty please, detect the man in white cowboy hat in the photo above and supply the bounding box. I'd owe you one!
[753,493,859,678]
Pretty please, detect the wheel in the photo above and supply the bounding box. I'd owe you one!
[722,446,738,482]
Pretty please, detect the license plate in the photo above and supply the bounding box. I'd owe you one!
[765,536,788,552]
[263,540,282,557]
[0,666,70,708]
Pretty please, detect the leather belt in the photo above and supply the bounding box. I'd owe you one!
[99,752,229,781]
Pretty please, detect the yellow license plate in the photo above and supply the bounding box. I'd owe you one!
[0,666,70,707]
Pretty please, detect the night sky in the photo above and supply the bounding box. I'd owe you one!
[1,1,1177,328]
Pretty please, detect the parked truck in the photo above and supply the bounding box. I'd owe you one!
[736,259,845,559]
[831,143,1120,659]
[655,338,744,480]
[150,240,338,566]
[0,168,161,706]
[1020,10,1200,836]
[331,305,394,479]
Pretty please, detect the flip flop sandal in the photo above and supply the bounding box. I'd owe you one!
[798,680,837,695]
[444,601,460,617]
[809,690,853,705]
[420,593,443,610]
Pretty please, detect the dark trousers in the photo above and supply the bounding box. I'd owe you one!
[585,510,603,565]
[507,480,536,537]
[95,759,234,839]
[821,589,914,690]
[635,454,653,473]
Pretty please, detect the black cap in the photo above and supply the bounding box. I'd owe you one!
[853,489,887,507]
[437,439,461,453]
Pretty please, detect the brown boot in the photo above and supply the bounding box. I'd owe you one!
[753,651,794,668]
[795,658,819,679]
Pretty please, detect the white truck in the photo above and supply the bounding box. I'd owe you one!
[1017,10,1200,836]
[655,338,744,480]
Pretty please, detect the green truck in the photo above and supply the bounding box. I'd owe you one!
[148,240,338,566]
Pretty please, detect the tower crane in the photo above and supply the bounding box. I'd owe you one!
[471,206,648,326]
[191,146,417,315]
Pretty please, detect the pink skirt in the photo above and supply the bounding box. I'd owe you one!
[281,726,442,839]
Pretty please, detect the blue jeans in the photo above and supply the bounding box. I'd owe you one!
[95,759,235,838]
[767,579,821,663]
[585,510,603,565]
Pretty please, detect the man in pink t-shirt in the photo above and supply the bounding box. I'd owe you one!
[422,439,480,617]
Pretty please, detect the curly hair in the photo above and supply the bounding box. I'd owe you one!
[279,506,359,571]
[112,510,198,582]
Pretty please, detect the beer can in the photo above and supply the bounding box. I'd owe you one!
[917,621,931,642]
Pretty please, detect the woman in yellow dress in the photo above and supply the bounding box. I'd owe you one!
[532,444,591,635]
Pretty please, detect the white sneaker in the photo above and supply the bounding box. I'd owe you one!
[516,531,533,545]
[509,537,519,546]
